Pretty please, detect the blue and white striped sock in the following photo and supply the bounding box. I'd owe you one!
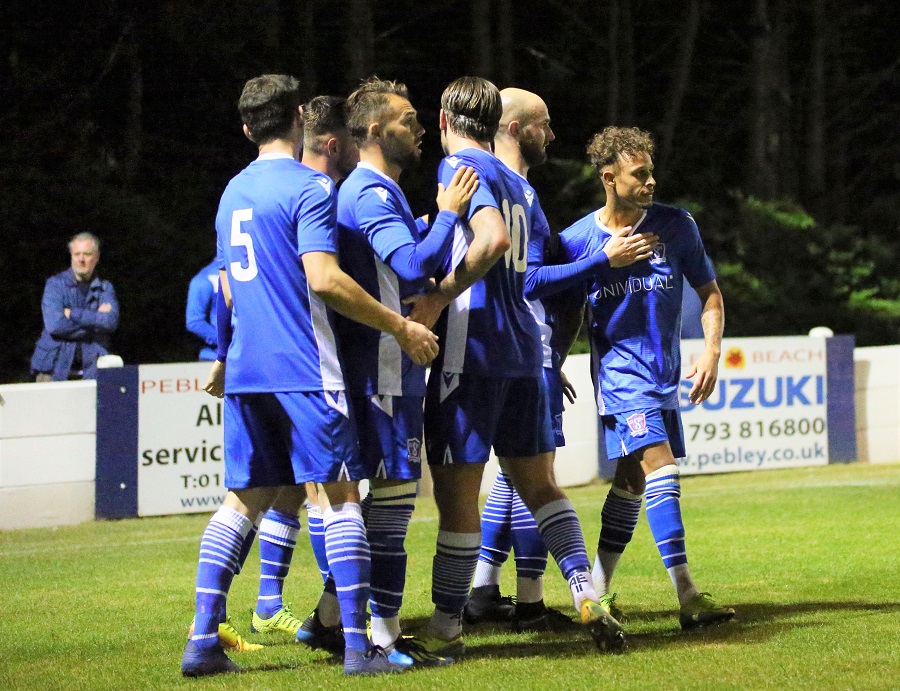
[234,516,259,576]
[472,471,514,589]
[191,506,253,649]
[533,498,597,611]
[324,502,371,653]
[367,481,416,648]
[432,530,482,618]
[256,508,300,617]
[306,502,329,583]
[645,465,698,604]
[510,489,548,604]
[593,486,643,594]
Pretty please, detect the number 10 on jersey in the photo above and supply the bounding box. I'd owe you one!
[501,199,528,273]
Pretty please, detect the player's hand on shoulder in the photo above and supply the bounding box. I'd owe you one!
[203,360,226,398]
[437,165,479,216]
[605,226,659,268]
[395,318,439,365]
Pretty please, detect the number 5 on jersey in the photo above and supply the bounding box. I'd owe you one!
[230,208,258,281]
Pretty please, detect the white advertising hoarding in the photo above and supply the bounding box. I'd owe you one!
[137,362,226,515]
[677,336,830,474]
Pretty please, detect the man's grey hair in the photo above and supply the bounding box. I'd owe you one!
[69,232,101,253]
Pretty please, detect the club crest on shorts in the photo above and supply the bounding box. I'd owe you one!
[626,412,649,437]
[407,438,422,464]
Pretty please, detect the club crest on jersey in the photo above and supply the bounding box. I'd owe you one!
[524,188,535,207]
[407,438,422,464]
[649,242,667,265]
[626,412,649,437]
[374,186,388,203]
[316,177,332,194]
[446,156,461,169]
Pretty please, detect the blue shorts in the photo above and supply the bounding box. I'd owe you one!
[224,391,363,489]
[424,372,556,464]
[601,407,685,461]
[544,366,566,448]
[353,394,424,481]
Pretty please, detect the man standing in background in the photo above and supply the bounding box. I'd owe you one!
[31,232,119,381]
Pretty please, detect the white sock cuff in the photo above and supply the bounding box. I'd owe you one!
[259,517,300,542]
[610,486,643,502]
[306,503,323,517]
[532,498,574,526]
[646,464,680,483]
[212,506,254,538]
[371,480,418,500]
[323,501,364,524]
[437,529,482,549]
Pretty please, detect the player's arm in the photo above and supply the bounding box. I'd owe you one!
[186,274,218,347]
[685,279,724,404]
[303,250,438,365]
[385,166,478,282]
[407,205,510,329]
[203,270,232,398]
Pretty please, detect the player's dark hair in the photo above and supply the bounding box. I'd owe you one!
[238,74,303,145]
[345,76,410,145]
[441,76,502,143]
[303,96,349,154]
[587,126,655,170]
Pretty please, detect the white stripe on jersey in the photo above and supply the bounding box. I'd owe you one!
[590,342,607,415]
[443,219,475,374]
[308,287,345,391]
[374,256,403,395]
[527,298,553,368]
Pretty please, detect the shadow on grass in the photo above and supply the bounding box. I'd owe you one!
[389,601,900,660]
[219,600,900,671]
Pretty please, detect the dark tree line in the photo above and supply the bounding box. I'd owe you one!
[1,0,897,382]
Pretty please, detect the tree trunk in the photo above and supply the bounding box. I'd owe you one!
[620,0,635,125]
[606,0,620,125]
[806,0,826,213]
[297,0,319,95]
[471,0,493,78]
[748,0,779,199]
[347,0,374,81]
[496,0,514,86]
[657,0,701,177]
[120,21,142,188]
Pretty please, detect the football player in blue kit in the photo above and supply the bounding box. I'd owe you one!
[408,77,627,657]
[465,89,660,633]
[297,77,478,668]
[181,74,438,678]
[197,95,361,653]
[559,126,735,630]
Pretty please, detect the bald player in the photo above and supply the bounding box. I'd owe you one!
[465,88,659,632]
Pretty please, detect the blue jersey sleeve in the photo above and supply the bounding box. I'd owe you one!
[526,209,610,300]
[386,210,458,282]
[679,212,717,288]
[356,183,419,263]
[296,175,338,255]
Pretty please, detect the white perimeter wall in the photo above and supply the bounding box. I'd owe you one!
[2,347,897,531]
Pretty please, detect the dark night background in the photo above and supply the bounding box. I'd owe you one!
[2,0,898,382]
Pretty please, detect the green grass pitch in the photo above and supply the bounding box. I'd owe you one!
[1,463,898,690]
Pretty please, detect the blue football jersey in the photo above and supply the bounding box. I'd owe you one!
[335,163,432,396]
[215,153,344,393]
[560,203,716,413]
[437,148,542,377]
[521,178,554,369]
